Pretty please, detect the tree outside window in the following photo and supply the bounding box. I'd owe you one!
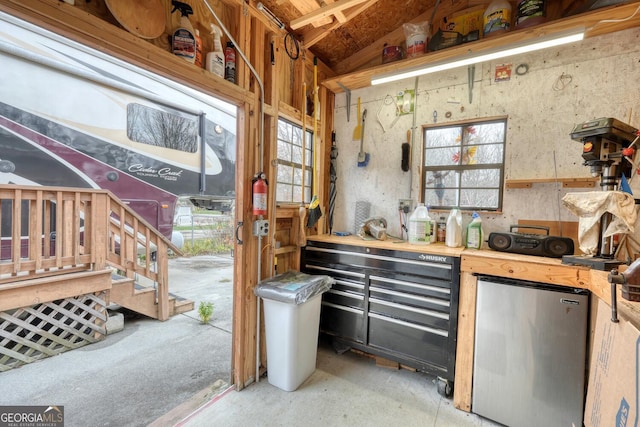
[422,118,506,211]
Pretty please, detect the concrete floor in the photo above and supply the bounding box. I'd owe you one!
[170,336,499,427]
[0,254,499,427]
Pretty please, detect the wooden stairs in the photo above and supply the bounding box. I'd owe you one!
[0,185,197,371]
[0,185,194,320]
[109,273,194,319]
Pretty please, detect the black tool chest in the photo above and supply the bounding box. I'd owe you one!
[301,239,460,396]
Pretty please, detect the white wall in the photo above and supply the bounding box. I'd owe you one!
[330,27,640,243]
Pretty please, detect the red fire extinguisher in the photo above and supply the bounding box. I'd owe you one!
[252,172,268,216]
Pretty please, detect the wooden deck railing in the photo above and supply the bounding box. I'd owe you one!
[0,185,180,320]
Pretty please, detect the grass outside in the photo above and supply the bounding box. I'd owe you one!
[174,209,234,256]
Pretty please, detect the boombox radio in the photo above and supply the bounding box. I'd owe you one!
[487,225,575,258]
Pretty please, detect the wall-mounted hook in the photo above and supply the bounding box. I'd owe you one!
[337,82,351,122]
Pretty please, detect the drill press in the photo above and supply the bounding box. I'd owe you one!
[561,117,639,270]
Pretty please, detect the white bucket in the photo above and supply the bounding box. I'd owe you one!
[403,21,429,57]
[406,34,427,57]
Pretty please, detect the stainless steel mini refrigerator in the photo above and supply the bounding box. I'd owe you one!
[472,276,589,427]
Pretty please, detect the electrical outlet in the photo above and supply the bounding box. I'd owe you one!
[399,199,413,213]
[253,219,269,236]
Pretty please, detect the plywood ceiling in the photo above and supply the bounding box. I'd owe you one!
[257,0,616,75]
[260,0,436,73]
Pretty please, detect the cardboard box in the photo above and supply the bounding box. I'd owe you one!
[441,6,484,38]
[584,299,640,426]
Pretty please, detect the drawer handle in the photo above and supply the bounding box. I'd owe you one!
[328,289,364,301]
[322,301,363,315]
[369,287,449,307]
[368,312,448,337]
[368,297,449,320]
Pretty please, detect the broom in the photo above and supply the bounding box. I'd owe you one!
[307,56,322,227]
[298,82,307,246]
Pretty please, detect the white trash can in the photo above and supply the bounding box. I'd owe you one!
[255,271,334,392]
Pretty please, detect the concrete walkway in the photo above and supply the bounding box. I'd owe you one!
[0,255,234,427]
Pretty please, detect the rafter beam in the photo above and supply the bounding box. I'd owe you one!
[288,0,333,28]
[322,0,346,23]
[290,0,370,30]
[299,0,378,48]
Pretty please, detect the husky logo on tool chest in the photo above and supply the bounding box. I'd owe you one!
[419,254,448,263]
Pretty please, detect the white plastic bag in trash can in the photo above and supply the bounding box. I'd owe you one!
[255,271,334,391]
[254,270,333,304]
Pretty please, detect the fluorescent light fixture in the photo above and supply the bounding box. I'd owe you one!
[371,29,585,85]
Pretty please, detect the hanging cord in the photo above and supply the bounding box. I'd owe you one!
[553,151,563,237]
[587,4,640,31]
[284,32,300,60]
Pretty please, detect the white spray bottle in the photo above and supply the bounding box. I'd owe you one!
[206,24,225,78]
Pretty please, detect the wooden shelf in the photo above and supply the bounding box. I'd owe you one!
[506,177,598,189]
[322,2,640,93]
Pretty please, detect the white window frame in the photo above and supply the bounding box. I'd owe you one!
[421,117,507,211]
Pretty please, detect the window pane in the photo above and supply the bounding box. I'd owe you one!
[464,143,504,165]
[292,144,303,165]
[276,183,292,202]
[460,189,500,209]
[293,127,302,147]
[303,185,311,202]
[304,170,312,191]
[425,147,459,167]
[461,169,501,187]
[292,185,302,202]
[426,127,461,148]
[424,170,460,207]
[293,167,302,186]
[278,121,291,141]
[127,103,198,152]
[468,122,505,144]
[277,164,293,183]
[424,170,458,190]
[277,140,291,162]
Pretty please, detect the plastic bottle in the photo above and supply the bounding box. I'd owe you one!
[171,1,196,64]
[466,211,483,249]
[408,203,433,245]
[437,216,446,243]
[194,29,203,68]
[516,0,547,29]
[446,209,462,247]
[206,24,225,78]
[224,42,236,83]
[483,0,512,37]
[429,214,437,243]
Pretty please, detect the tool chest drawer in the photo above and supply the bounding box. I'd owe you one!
[301,240,460,394]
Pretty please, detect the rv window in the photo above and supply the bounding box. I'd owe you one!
[127,103,198,153]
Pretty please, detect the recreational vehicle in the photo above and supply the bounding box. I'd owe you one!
[0,12,237,255]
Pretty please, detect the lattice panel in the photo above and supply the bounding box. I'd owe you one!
[0,293,108,372]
